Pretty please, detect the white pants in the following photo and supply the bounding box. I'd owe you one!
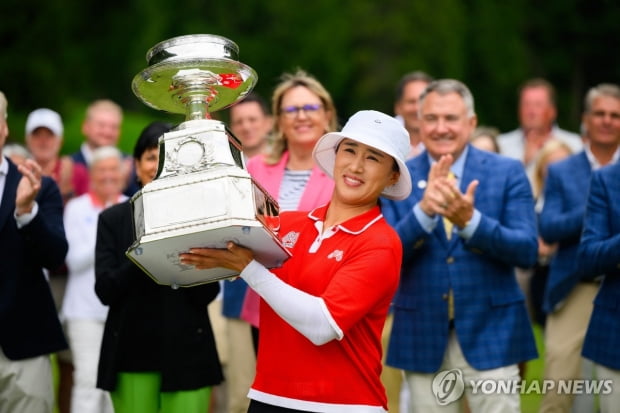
[596,363,620,413]
[539,283,598,413]
[66,319,113,413]
[0,347,53,413]
[405,330,521,413]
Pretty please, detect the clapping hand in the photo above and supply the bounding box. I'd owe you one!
[419,154,478,228]
[15,159,42,216]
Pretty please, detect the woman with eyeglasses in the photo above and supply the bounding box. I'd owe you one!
[237,70,339,347]
[251,69,338,211]
[180,110,412,412]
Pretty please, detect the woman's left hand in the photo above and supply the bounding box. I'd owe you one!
[179,242,254,273]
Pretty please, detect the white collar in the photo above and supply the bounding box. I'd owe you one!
[584,143,620,170]
[0,156,8,176]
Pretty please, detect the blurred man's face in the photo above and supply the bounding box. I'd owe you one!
[27,127,62,164]
[82,110,122,148]
[229,101,272,156]
[395,80,430,138]
[519,86,556,132]
[420,91,477,161]
[582,95,620,147]
[0,119,7,149]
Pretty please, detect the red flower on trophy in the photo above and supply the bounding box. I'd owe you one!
[219,73,243,89]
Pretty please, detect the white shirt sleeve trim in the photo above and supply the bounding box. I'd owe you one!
[15,202,39,228]
[240,259,342,345]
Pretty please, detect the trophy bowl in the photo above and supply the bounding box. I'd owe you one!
[132,34,258,116]
[127,34,291,287]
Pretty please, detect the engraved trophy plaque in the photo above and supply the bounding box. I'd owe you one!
[127,34,290,288]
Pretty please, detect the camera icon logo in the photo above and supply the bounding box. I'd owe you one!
[432,368,465,405]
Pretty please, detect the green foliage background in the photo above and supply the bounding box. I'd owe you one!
[2,0,619,155]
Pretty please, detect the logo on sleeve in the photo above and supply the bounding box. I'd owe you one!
[327,249,344,262]
[281,231,300,249]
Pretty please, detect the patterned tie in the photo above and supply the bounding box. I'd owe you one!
[448,290,455,321]
[443,216,453,240]
[443,171,456,240]
[443,171,456,321]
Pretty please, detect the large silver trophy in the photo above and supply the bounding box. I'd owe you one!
[127,34,290,288]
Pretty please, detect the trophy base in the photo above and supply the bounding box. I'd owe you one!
[127,222,289,287]
[127,165,290,287]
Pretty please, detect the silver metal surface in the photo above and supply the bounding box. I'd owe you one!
[127,165,289,287]
[146,34,239,65]
[132,34,257,116]
[128,35,290,286]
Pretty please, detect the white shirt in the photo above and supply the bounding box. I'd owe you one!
[584,142,620,171]
[0,156,7,209]
[0,155,38,227]
[61,193,127,321]
[496,125,583,189]
[79,142,95,166]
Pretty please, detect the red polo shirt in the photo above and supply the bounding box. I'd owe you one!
[249,203,402,411]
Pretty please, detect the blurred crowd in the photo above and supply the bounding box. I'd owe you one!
[1,68,619,413]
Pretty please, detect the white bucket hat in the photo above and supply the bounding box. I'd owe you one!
[313,110,412,200]
[25,108,63,137]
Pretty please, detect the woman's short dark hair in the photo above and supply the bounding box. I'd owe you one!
[133,121,173,160]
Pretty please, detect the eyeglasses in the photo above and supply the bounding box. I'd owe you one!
[280,103,323,117]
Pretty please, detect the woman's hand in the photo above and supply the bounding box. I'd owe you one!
[179,242,254,273]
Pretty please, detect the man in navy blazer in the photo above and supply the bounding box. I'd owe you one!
[538,83,620,412]
[578,161,620,413]
[0,92,68,412]
[382,79,538,412]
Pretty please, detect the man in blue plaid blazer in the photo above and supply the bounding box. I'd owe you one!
[578,135,620,413]
[382,79,538,413]
[537,83,620,412]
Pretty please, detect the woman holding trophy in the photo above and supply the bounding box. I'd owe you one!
[181,110,412,413]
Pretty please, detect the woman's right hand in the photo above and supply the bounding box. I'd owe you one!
[179,242,254,273]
